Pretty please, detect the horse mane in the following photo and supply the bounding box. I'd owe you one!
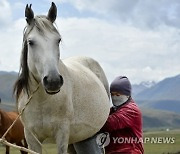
[13,39,29,101]
[14,16,60,101]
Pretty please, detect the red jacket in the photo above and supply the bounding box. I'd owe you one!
[101,99,144,154]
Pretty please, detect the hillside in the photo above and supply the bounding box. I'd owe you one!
[137,100,180,113]
[2,71,179,103]
[133,74,180,113]
[0,102,180,129]
[135,74,180,101]
[0,71,17,102]
[142,108,180,129]
[0,103,16,111]
[1,71,180,129]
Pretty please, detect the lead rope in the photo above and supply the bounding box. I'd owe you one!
[0,84,42,154]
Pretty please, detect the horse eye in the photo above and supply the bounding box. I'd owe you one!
[28,40,34,46]
[57,38,61,44]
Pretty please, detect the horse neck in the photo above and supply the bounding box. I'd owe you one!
[59,59,68,74]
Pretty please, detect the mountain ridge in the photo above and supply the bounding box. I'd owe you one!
[134,74,180,101]
[0,71,180,129]
[0,71,18,102]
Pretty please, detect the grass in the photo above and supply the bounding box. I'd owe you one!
[0,143,57,154]
[0,129,180,154]
[144,129,180,154]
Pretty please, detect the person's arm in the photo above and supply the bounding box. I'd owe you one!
[101,106,136,132]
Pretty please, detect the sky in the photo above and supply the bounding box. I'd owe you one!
[0,0,180,84]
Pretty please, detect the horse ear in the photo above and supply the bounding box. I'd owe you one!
[47,2,57,23]
[25,4,34,25]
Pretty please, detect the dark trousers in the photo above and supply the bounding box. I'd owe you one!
[73,135,104,154]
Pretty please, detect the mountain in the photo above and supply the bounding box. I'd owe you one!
[134,74,180,113]
[0,103,16,111]
[0,101,180,130]
[132,81,156,97]
[137,100,180,113]
[135,74,180,101]
[0,71,17,75]
[0,71,18,102]
[0,71,180,129]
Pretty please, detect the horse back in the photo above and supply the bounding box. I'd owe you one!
[63,56,110,97]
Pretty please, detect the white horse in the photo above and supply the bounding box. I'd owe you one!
[14,2,110,154]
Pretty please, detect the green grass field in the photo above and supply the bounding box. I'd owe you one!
[143,129,180,154]
[0,129,180,154]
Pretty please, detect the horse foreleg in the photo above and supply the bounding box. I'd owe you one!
[5,145,10,154]
[24,128,42,154]
[55,122,70,154]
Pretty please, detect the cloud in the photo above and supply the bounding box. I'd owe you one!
[0,18,25,71]
[56,17,180,83]
[130,0,180,29]
[0,0,12,28]
[57,0,180,29]
[1,0,180,84]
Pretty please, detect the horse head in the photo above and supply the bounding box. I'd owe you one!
[14,2,64,98]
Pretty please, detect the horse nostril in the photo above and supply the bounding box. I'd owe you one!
[43,76,48,86]
[59,75,64,85]
[43,74,63,92]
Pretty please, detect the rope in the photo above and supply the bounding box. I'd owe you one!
[0,138,39,154]
[0,84,40,154]
[0,83,104,154]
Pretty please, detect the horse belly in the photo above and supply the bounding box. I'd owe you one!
[69,68,110,143]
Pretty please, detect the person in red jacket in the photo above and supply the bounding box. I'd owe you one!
[101,76,144,154]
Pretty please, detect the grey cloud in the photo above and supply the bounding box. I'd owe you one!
[130,0,180,28]
[0,0,12,28]
[56,17,180,83]
[113,0,180,28]
[64,0,180,29]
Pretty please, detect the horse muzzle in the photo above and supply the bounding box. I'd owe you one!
[43,74,64,95]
